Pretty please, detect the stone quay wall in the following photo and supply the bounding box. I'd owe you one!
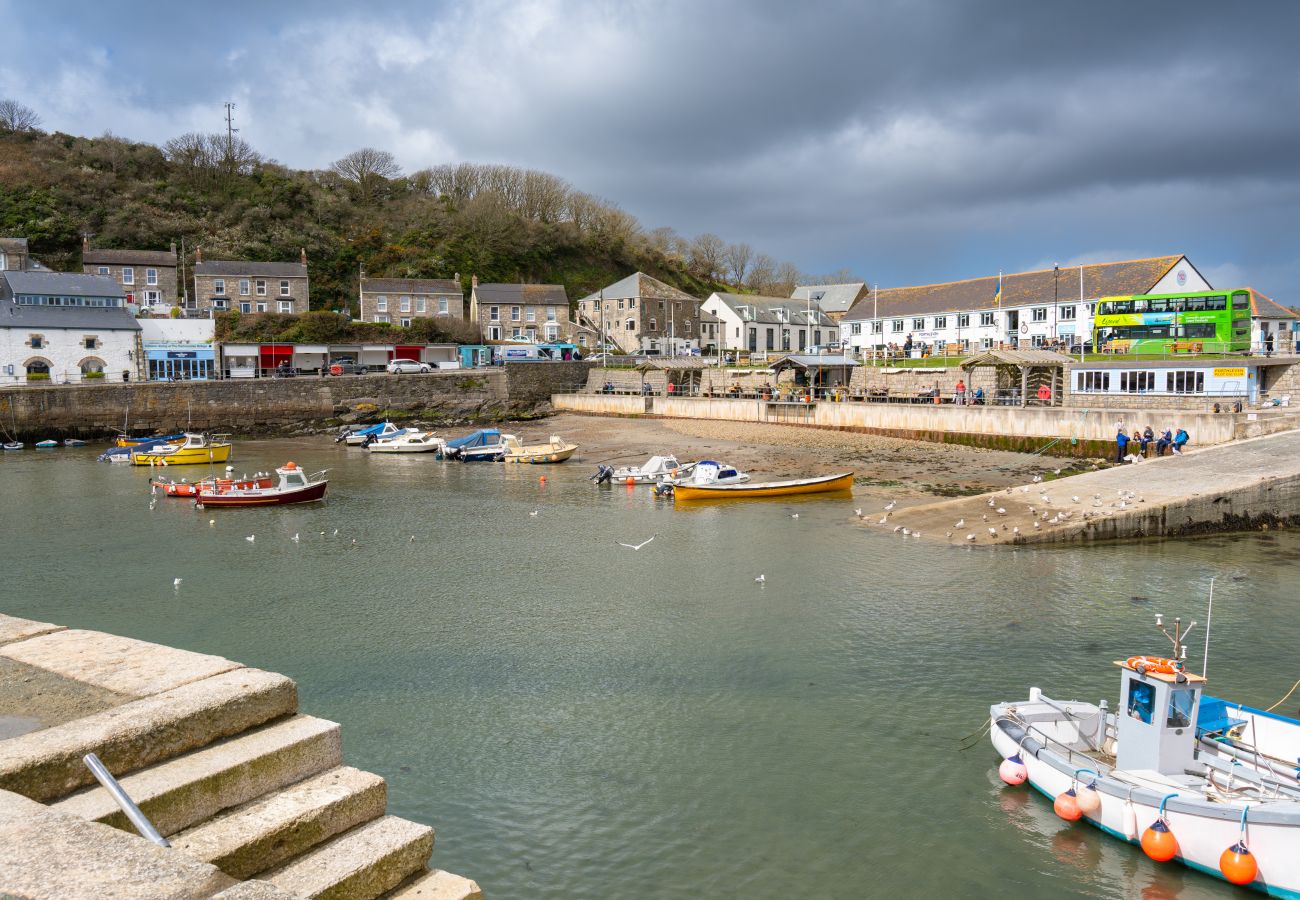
[0,361,592,440]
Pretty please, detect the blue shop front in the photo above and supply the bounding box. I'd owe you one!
[146,343,215,381]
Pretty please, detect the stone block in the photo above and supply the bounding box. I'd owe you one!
[0,668,297,802]
[0,629,242,697]
[53,714,340,836]
[263,816,434,900]
[388,869,485,900]
[171,765,386,879]
[210,881,303,900]
[0,613,66,646]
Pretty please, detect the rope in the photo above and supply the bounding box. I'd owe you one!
[957,718,992,751]
[1264,677,1300,713]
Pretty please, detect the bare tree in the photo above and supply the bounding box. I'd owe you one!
[689,233,727,282]
[0,99,41,133]
[646,226,678,255]
[725,242,753,287]
[747,253,777,293]
[163,131,260,184]
[772,260,801,296]
[331,148,403,204]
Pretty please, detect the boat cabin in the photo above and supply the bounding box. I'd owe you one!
[1114,660,1206,776]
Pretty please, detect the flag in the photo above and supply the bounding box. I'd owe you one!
[993,274,1002,308]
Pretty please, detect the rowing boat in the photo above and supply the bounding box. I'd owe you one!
[672,471,853,501]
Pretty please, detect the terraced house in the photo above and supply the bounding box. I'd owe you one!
[81,238,179,316]
[701,293,838,357]
[467,277,569,342]
[358,276,464,325]
[192,248,310,315]
[576,272,702,355]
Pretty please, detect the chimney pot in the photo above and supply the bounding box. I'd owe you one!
[471,274,478,289]
[300,247,307,266]
[83,235,90,253]
[195,247,203,263]
[170,241,177,256]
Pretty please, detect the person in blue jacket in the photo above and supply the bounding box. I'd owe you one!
[1172,428,1190,454]
[1155,429,1173,456]
[1115,427,1130,463]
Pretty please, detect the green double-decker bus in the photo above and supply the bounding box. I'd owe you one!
[1092,289,1251,354]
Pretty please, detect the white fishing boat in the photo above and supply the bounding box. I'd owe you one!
[342,421,406,446]
[667,460,750,487]
[594,455,683,485]
[34,439,58,449]
[365,430,445,454]
[502,434,578,464]
[990,613,1300,897]
[2,441,23,451]
[63,438,88,447]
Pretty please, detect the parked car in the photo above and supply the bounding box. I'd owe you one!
[386,359,432,374]
[328,359,365,375]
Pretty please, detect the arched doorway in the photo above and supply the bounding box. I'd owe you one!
[24,358,51,379]
[79,357,106,380]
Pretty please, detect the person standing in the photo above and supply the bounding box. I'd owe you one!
[1037,383,1052,405]
[954,378,966,405]
[1115,427,1130,463]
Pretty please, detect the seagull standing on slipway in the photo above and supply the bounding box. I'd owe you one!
[954,518,964,528]
[884,500,896,512]
[854,508,864,519]
[615,534,658,550]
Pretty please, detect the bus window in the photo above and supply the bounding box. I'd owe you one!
[1148,298,1169,312]
[1170,297,1186,311]
[1107,300,1133,314]
[1185,324,1216,339]
[1205,295,1227,311]
[1232,292,1250,308]
[1133,298,1149,312]
[1186,297,1207,312]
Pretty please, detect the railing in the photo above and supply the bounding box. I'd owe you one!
[82,752,170,848]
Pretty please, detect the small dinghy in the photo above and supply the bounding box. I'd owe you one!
[34,440,58,449]
[673,471,850,501]
[990,613,1300,896]
[595,455,683,485]
[62,439,87,447]
[503,434,578,464]
[365,430,445,453]
[3,441,23,451]
[443,429,504,460]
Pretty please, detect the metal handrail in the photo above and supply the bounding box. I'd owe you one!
[82,753,170,848]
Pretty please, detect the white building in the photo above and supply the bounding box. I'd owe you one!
[840,255,1211,355]
[701,293,838,358]
[1,271,142,384]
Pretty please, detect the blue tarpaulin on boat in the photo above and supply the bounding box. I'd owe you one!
[446,430,502,450]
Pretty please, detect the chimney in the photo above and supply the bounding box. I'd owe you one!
[300,247,307,266]
[195,247,203,264]
[170,241,177,257]
[454,271,460,284]
[471,274,478,289]
[82,235,90,253]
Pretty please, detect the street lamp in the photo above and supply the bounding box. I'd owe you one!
[1053,264,1059,347]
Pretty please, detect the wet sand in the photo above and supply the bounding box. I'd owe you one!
[523,412,1095,503]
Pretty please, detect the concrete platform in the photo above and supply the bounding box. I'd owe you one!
[0,613,66,646]
[877,428,1300,545]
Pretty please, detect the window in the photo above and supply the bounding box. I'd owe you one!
[251,280,264,296]
[83,336,98,350]
[1060,305,1076,321]
[146,269,158,285]
[1127,680,1155,725]
[1031,334,1046,347]
[766,328,775,351]
[748,328,757,352]
[278,301,293,314]
[1032,307,1048,322]
[376,296,388,312]
[511,306,521,321]
[1120,371,1154,392]
[79,358,104,375]
[957,314,970,328]
[1167,370,1205,394]
[213,298,229,310]
[256,302,267,313]
[97,266,110,275]
[400,318,412,328]
[814,330,822,345]
[238,301,251,313]
[29,335,44,349]
[980,337,994,349]
[1076,371,1110,392]
[1087,303,1096,315]
[851,323,862,335]
[912,318,925,330]
[891,319,904,333]
[122,267,134,285]
[546,307,556,321]
[437,297,448,315]
[649,318,657,331]
[489,305,499,321]
[143,291,160,303]
[416,298,426,313]
[213,278,226,295]
[488,326,500,340]
[526,308,536,322]
[625,318,635,331]
[400,296,411,313]
[871,321,883,334]
[1168,689,1194,729]
[239,279,250,296]
[979,312,995,326]
[628,298,636,309]
[618,299,624,310]
[794,330,802,351]
[933,316,947,329]
[280,280,290,297]
[376,313,389,323]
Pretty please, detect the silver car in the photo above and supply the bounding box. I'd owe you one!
[386,358,432,374]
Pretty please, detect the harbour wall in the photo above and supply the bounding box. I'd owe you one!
[0,362,592,440]
[552,393,1300,457]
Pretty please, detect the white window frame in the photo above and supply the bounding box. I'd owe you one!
[438,297,448,315]
[239,279,250,295]
[912,317,926,330]
[400,318,412,328]
[526,307,536,322]
[1032,307,1048,323]
[489,306,499,321]
[979,312,995,326]
[400,296,411,313]
[511,305,521,321]
[934,316,947,329]
[97,265,110,275]
[376,313,389,323]
[871,321,883,334]
[238,301,250,313]
[1060,305,1077,321]
[121,267,134,285]
[256,280,266,296]
[957,314,970,328]
[376,296,388,312]
[213,278,226,295]
[278,300,293,314]
[280,280,290,297]
[256,302,267,313]
[546,307,556,322]
[146,268,158,286]
[416,297,426,313]
[891,319,904,333]
[488,325,500,339]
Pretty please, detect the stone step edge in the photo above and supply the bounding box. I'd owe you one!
[263,815,435,900]
[0,667,297,803]
[51,714,340,836]
[386,868,484,900]
[171,765,386,880]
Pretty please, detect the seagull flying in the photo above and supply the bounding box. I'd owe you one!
[615,534,658,550]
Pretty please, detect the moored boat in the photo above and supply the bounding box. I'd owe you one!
[458,431,512,462]
[365,430,445,454]
[502,434,578,464]
[62,439,87,447]
[672,471,851,501]
[443,429,504,460]
[131,433,233,466]
[34,440,58,449]
[3,441,23,451]
[666,460,749,488]
[115,432,184,447]
[152,473,275,498]
[595,454,683,485]
[196,462,327,507]
[341,421,406,446]
[990,615,1300,897]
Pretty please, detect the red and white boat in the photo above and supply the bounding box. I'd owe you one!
[196,462,328,508]
[152,473,275,498]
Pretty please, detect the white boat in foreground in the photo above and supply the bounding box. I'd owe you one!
[595,455,683,484]
[990,615,1300,897]
[365,430,445,454]
[667,460,750,487]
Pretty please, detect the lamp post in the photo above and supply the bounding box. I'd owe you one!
[1053,263,1059,347]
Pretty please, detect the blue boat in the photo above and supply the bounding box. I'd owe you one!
[444,429,505,461]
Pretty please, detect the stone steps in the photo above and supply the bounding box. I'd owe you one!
[51,715,341,837]
[0,667,297,802]
[386,869,484,900]
[170,766,386,880]
[262,815,435,900]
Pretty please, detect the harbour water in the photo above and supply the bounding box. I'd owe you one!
[3,440,1298,899]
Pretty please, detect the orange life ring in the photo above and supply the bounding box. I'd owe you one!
[1126,655,1180,675]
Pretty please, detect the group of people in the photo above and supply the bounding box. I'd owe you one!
[1116,425,1189,463]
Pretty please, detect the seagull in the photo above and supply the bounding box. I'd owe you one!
[1032,475,1043,483]
[790,513,799,519]
[954,518,964,528]
[988,527,997,536]
[410,535,416,542]
[291,533,300,543]
[351,538,358,545]
[225,466,234,473]
[1033,521,1041,529]
[901,527,911,536]
[967,533,976,542]
[1021,486,1030,493]
[1071,496,1080,503]
[615,534,657,550]
[912,531,922,538]
[945,531,953,539]
[333,528,339,536]
[529,510,540,517]
[755,574,766,584]
[884,500,896,511]
[245,535,255,543]
[854,508,864,518]
[996,507,1007,515]
[878,516,888,525]
[982,514,989,522]
[987,498,996,507]
[173,577,182,588]
[893,525,903,533]
[319,531,326,536]
[209,519,215,526]
[1029,506,1036,515]
[1012,526,1020,535]
[1053,468,1062,475]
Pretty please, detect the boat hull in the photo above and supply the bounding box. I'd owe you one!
[132,444,233,466]
[673,472,853,501]
[196,481,328,507]
[505,445,577,464]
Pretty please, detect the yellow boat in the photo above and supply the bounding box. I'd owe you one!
[502,434,578,464]
[131,433,233,466]
[673,471,854,501]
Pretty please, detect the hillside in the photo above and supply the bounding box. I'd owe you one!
[0,126,814,312]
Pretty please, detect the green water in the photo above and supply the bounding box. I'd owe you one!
[3,440,1297,899]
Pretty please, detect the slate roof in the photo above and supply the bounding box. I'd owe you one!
[0,238,29,253]
[82,248,177,267]
[195,260,308,278]
[636,357,710,371]
[960,349,1074,369]
[791,282,868,314]
[771,354,861,370]
[708,293,837,327]
[1,272,138,331]
[361,278,462,295]
[842,256,1185,321]
[474,283,568,305]
[579,272,699,304]
[1248,288,1297,319]
[2,271,126,298]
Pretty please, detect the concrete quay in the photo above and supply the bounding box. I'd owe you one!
[0,616,482,900]
[873,428,1300,545]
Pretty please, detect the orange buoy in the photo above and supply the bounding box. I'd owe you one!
[1054,789,1082,821]
[625,476,635,486]
[998,754,1028,785]
[539,476,546,483]
[1219,842,1257,885]
[1141,819,1179,862]
[1075,782,1102,817]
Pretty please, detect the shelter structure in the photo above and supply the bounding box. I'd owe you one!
[960,348,1072,406]
[636,357,709,395]
[769,353,860,393]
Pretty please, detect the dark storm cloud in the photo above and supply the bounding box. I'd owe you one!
[3,0,1299,295]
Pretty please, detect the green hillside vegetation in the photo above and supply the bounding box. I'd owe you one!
[0,104,853,319]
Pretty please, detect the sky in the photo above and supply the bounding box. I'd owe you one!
[3,0,1299,300]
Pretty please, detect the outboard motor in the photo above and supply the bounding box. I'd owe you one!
[653,481,674,498]
[592,464,614,484]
